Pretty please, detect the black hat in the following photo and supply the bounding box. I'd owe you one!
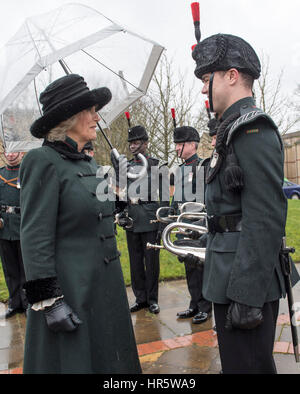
[208,118,218,137]
[83,141,94,151]
[30,74,112,138]
[173,126,200,143]
[128,125,148,142]
[192,34,261,80]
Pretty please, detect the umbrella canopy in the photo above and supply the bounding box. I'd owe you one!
[0,3,164,152]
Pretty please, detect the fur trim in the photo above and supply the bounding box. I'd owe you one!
[23,276,63,304]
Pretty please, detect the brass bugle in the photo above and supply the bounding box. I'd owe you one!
[162,222,207,261]
[180,202,205,213]
[146,243,164,251]
[176,212,207,235]
[154,206,178,224]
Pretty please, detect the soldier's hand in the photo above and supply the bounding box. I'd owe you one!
[225,302,263,330]
[178,253,202,268]
[116,211,133,229]
[44,298,82,333]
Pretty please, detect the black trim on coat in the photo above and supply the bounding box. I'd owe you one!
[23,276,63,304]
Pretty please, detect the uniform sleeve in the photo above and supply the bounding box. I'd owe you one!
[159,163,170,207]
[20,148,63,304]
[226,120,287,307]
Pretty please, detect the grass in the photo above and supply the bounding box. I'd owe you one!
[0,200,299,303]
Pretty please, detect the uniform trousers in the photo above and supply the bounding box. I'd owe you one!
[214,300,279,374]
[0,239,27,310]
[126,230,160,305]
[185,263,212,313]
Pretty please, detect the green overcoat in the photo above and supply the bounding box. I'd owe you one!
[20,140,141,374]
[203,97,299,308]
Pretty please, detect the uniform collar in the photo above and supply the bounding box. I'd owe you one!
[221,96,255,121]
[133,152,149,163]
[5,164,20,171]
[64,136,79,151]
[184,153,198,166]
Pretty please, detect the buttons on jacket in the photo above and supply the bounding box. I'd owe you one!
[103,252,121,264]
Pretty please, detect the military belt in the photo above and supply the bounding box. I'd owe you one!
[0,205,20,214]
[207,214,242,233]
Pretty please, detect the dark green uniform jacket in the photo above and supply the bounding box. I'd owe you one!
[126,154,169,233]
[203,97,299,308]
[20,138,141,374]
[0,165,21,240]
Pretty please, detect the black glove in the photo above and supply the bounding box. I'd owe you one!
[44,298,82,333]
[110,151,128,185]
[225,302,263,330]
[178,253,202,268]
[116,211,133,229]
[189,218,207,240]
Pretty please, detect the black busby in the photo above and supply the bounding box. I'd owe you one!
[127,125,148,142]
[30,74,112,138]
[173,126,200,143]
[192,34,261,80]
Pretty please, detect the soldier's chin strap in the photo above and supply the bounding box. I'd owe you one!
[179,143,185,160]
[209,72,215,113]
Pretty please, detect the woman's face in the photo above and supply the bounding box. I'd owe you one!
[67,106,100,144]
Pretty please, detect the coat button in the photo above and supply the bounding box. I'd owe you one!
[77,172,83,177]
[98,213,103,220]
[104,257,109,264]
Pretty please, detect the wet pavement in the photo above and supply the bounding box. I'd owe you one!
[1,270,300,374]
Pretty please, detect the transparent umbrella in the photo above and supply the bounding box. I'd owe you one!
[0,3,164,156]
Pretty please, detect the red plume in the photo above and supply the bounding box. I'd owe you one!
[125,111,131,127]
[191,2,200,22]
[191,44,197,51]
[191,2,201,43]
[171,108,176,128]
[205,100,211,119]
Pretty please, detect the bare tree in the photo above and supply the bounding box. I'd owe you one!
[255,53,300,135]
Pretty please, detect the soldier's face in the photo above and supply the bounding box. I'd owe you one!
[201,71,229,117]
[67,106,100,144]
[175,142,196,160]
[4,152,24,166]
[211,135,217,149]
[129,140,147,155]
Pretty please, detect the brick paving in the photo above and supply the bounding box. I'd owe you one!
[0,275,300,374]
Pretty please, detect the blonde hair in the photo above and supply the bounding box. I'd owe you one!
[46,114,78,142]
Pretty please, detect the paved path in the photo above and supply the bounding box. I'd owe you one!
[1,271,300,374]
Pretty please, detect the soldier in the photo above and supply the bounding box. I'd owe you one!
[171,126,212,324]
[191,33,300,373]
[112,125,169,315]
[0,151,27,319]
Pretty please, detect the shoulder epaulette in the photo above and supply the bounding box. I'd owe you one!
[226,109,282,149]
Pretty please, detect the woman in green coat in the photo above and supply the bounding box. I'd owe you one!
[20,74,141,374]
